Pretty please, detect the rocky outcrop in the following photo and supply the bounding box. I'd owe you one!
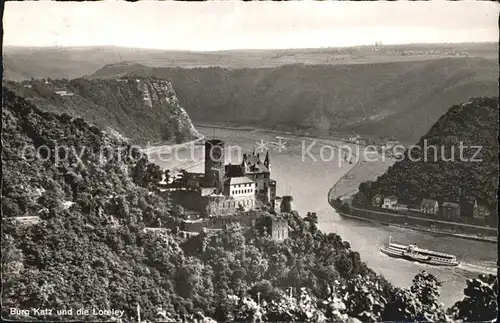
[3,77,202,145]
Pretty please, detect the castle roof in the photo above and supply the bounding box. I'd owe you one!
[245,154,261,165]
[248,163,269,173]
[226,176,255,186]
[245,156,269,173]
[240,151,271,173]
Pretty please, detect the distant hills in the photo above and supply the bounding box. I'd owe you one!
[91,57,497,143]
[3,43,497,80]
[3,78,201,145]
[3,43,498,142]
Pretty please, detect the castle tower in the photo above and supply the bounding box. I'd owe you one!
[204,139,225,192]
[281,196,294,213]
[264,151,271,173]
[241,155,249,174]
[274,197,282,214]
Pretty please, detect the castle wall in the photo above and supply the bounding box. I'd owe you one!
[181,211,262,232]
[271,219,289,241]
[274,197,282,213]
[171,190,206,213]
[204,195,237,216]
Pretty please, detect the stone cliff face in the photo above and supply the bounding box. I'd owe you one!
[3,77,202,145]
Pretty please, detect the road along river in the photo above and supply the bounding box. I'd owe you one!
[148,126,497,308]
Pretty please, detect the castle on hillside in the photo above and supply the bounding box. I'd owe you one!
[169,139,293,241]
[225,149,276,205]
[172,139,285,216]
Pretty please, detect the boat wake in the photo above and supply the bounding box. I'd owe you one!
[457,261,497,275]
[380,251,497,276]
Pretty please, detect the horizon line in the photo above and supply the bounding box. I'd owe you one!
[3,41,498,53]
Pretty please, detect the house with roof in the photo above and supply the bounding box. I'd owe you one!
[382,195,398,209]
[472,200,492,220]
[372,194,383,208]
[420,198,439,215]
[441,202,460,219]
[226,150,276,204]
[348,134,360,143]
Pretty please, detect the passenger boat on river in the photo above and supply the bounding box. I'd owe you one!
[380,236,459,266]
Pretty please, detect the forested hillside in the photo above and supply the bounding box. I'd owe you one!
[357,97,499,221]
[3,77,201,145]
[91,57,497,143]
[2,88,496,322]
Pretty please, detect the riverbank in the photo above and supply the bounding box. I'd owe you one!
[141,136,205,155]
[195,122,362,147]
[327,150,497,245]
[332,207,497,244]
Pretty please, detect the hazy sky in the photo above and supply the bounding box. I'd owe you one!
[4,1,499,51]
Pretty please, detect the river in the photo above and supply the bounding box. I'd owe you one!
[148,125,498,308]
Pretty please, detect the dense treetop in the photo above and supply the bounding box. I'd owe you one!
[3,77,201,145]
[354,97,498,220]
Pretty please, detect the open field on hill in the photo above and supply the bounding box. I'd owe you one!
[3,42,497,81]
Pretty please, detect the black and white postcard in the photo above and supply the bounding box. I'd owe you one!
[2,1,498,322]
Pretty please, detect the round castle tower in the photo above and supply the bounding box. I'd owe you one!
[204,139,225,191]
[281,196,294,213]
